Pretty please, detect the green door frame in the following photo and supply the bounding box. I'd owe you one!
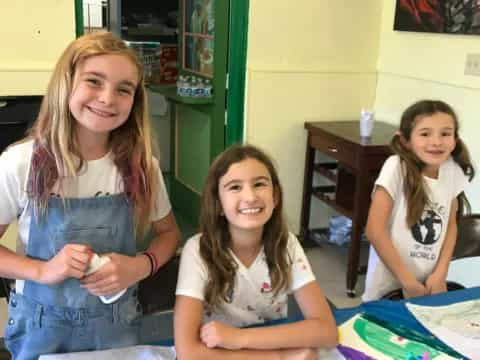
[226,0,249,146]
[75,0,84,37]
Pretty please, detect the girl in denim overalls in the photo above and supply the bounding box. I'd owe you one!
[0,32,180,359]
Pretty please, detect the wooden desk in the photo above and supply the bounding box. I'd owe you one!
[300,121,395,297]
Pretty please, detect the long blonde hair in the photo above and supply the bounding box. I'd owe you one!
[28,31,158,237]
[199,145,291,309]
[391,100,474,226]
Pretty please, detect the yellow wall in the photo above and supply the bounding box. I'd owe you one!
[374,1,480,210]
[0,1,76,96]
[245,1,383,232]
[1,223,17,251]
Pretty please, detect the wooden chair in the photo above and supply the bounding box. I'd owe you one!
[453,214,480,259]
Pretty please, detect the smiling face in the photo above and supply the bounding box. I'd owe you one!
[218,158,277,240]
[408,112,457,177]
[69,54,139,140]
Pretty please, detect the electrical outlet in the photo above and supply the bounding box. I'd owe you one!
[464,53,480,76]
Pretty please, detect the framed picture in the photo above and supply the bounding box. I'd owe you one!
[394,0,480,34]
[183,0,215,77]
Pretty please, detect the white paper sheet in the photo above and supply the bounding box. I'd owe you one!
[407,300,480,360]
[39,345,176,360]
[338,314,457,360]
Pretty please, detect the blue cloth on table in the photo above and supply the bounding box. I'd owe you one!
[334,286,480,336]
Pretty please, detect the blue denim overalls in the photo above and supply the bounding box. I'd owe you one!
[5,194,142,360]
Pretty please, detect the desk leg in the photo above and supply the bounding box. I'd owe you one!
[346,221,362,297]
[300,139,315,241]
[346,168,369,297]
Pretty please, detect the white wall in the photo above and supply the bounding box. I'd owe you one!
[0,1,76,95]
[245,1,383,232]
[374,1,480,211]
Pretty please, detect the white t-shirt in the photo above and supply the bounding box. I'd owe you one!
[362,155,469,301]
[176,232,316,327]
[0,139,172,256]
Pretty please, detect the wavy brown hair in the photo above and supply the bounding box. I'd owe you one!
[27,31,158,238]
[199,145,291,309]
[391,100,474,226]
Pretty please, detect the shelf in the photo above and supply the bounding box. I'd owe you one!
[147,85,214,105]
[312,186,353,219]
[313,162,337,182]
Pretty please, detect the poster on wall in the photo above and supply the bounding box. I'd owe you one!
[394,0,480,34]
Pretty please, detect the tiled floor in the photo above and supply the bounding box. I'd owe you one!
[305,241,367,309]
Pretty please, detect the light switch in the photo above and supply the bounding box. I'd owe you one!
[464,53,480,76]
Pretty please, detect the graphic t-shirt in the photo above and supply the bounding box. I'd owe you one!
[362,155,469,301]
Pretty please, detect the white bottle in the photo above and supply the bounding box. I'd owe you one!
[204,79,212,97]
[176,76,184,96]
[184,76,193,97]
[196,79,205,97]
[190,78,198,98]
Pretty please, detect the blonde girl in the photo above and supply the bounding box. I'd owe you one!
[0,31,179,359]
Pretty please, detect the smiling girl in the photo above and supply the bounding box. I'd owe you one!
[0,32,179,359]
[363,100,474,301]
[174,145,337,360]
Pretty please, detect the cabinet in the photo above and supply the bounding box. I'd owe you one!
[300,121,395,297]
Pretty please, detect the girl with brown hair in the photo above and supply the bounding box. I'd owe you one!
[174,145,337,360]
[363,99,474,301]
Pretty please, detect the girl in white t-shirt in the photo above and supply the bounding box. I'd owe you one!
[363,100,474,301]
[0,32,180,359]
[174,145,337,360]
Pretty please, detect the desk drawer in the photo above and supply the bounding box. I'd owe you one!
[310,133,356,169]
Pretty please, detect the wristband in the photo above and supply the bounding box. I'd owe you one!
[144,251,159,276]
[143,252,155,277]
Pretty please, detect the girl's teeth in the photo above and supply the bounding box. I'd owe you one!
[240,208,260,214]
[90,107,113,116]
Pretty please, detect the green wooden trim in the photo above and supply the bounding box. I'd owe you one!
[209,0,229,159]
[75,0,84,37]
[170,177,200,227]
[226,0,249,146]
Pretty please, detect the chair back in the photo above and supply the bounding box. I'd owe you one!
[454,214,480,259]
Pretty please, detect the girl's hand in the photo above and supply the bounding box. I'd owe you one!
[425,272,447,295]
[200,321,243,350]
[280,348,317,360]
[80,253,147,296]
[39,244,92,285]
[402,280,428,299]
